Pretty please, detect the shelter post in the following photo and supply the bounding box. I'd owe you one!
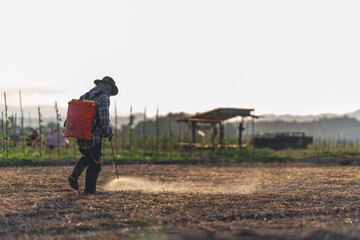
[212,123,217,151]
[192,121,196,144]
[238,117,245,147]
[219,122,224,147]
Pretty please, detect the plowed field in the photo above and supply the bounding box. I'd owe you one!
[1,162,360,239]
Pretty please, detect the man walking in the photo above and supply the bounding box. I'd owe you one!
[68,76,118,194]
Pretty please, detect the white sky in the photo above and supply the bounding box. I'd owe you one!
[1,0,359,117]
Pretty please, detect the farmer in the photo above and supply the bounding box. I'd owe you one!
[68,76,118,194]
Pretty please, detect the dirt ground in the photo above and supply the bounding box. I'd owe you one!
[1,162,360,239]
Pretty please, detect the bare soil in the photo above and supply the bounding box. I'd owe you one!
[1,162,360,239]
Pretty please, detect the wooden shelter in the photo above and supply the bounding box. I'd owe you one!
[177,108,258,149]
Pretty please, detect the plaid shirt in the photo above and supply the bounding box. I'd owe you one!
[77,86,112,149]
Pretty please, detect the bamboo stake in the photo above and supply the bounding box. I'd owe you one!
[168,112,173,158]
[142,107,146,159]
[38,107,42,158]
[4,92,8,158]
[1,112,4,154]
[252,116,255,158]
[10,114,14,153]
[156,106,160,159]
[19,91,25,156]
[129,105,133,158]
[178,118,182,156]
[55,101,60,157]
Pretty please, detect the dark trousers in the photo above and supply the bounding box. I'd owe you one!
[79,141,102,172]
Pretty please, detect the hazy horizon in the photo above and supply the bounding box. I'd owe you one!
[1,1,359,116]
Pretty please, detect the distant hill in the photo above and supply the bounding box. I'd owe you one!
[259,112,345,122]
[252,116,360,141]
[257,109,360,122]
[250,111,360,141]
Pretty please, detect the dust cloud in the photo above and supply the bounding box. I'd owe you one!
[104,177,258,194]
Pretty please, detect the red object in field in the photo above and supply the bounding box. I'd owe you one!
[64,100,97,140]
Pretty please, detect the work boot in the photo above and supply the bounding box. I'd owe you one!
[68,157,87,190]
[84,167,102,194]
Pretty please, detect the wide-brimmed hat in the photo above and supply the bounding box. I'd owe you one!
[94,76,118,96]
